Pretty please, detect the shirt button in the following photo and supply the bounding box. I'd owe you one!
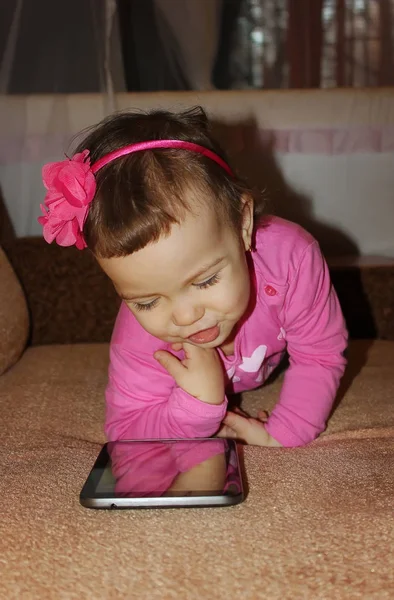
[264,285,277,296]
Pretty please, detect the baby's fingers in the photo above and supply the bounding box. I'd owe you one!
[257,410,269,423]
[216,424,237,439]
[217,411,249,440]
[234,406,250,418]
[154,350,186,382]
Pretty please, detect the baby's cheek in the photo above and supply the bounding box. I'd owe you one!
[233,284,250,316]
[213,280,248,316]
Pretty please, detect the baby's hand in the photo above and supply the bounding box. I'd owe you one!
[217,408,282,447]
[154,343,225,405]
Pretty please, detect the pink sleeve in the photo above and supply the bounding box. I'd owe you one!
[265,241,348,447]
[105,343,227,441]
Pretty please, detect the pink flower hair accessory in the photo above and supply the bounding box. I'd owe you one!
[38,150,96,250]
[38,140,233,249]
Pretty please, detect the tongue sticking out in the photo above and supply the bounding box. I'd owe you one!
[188,325,220,345]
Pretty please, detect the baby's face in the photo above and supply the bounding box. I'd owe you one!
[98,198,253,350]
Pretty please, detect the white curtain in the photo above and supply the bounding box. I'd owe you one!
[0,0,227,239]
[153,0,223,90]
[0,0,125,98]
[0,0,126,238]
[0,0,225,94]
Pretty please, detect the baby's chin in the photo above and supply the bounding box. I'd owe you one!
[162,336,226,349]
[187,338,223,349]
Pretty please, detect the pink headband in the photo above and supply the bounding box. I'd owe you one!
[38,139,234,250]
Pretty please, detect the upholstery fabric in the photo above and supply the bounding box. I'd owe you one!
[0,247,29,375]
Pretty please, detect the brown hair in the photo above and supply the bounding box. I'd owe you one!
[74,107,265,258]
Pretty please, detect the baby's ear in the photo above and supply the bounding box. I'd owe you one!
[241,194,254,251]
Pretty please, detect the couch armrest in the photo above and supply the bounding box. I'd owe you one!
[3,238,120,346]
[0,247,29,372]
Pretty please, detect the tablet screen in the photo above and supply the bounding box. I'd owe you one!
[87,439,242,499]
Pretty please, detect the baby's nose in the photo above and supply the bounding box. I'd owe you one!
[171,302,205,328]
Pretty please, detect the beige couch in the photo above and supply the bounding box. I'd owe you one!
[1,235,394,599]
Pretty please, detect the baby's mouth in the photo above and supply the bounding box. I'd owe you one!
[187,325,220,344]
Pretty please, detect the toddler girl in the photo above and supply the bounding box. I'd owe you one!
[39,107,347,447]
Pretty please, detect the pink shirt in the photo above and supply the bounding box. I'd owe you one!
[106,217,347,447]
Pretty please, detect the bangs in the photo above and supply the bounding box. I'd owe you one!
[83,150,207,258]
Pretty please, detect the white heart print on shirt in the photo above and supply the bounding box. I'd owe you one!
[227,345,268,385]
[226,366,240,383]
[238,345,268,373]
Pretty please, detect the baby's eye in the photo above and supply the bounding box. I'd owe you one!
[194,273,221,290]
[133,298,159,312]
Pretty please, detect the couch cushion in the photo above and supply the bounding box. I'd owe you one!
[0,343,108,446]
[0,340,393,598]
[0,247,29,375]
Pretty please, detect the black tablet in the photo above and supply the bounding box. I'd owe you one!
[80,438,244,509]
